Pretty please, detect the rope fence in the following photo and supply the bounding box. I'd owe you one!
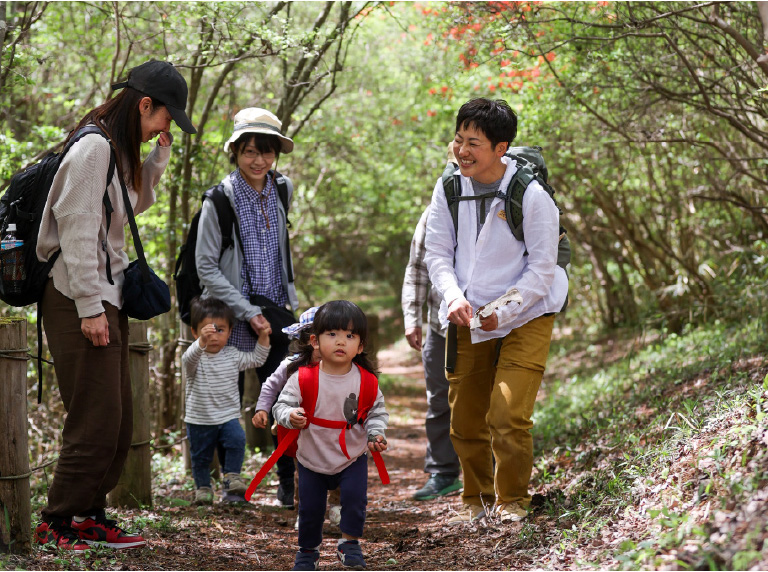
[0,435,188,481]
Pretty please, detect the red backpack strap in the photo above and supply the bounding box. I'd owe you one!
[299,363,320,418]
[245,365,320,501]
[353,364,390,485]
[355,363,379,423]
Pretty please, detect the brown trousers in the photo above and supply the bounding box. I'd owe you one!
[40,280,132,519]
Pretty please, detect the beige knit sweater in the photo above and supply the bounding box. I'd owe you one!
[37,133,171,318]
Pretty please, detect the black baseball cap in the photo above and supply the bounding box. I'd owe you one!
[112,60,197,134]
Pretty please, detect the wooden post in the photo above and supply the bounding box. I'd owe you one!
[179,322,193,471]
[108,322,152,508]
[0,318,31,554]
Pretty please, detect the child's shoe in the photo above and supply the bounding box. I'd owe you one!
[195,486,214,505]
[337,539,366,569]
[71,513,146,549]
[223,473,247,496]
[292,548,320,571]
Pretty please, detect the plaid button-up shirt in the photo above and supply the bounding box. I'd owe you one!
[229,169,286,351]
[401,206,445,337]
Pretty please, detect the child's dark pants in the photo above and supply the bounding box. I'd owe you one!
[297,454,368,548]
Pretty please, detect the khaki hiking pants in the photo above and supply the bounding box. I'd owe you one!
[447,314,555,508]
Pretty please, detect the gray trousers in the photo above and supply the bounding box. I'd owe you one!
[423,328,461,475]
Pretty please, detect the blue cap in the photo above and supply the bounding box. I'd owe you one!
[282,307,318,338]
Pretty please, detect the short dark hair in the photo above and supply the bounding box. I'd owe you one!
[313,300,369,347]
[455,98,517,148]
[228,133,282,165]
[189,296,235,330]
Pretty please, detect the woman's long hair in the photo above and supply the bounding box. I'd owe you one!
[70,88,162,192]
[286,300,377,377]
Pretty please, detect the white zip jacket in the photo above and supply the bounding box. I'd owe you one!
[424,155,568,344]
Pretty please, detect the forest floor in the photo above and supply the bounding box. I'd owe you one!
[4,325,768,571]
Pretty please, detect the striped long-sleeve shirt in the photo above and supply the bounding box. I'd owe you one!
[183,339,270,425]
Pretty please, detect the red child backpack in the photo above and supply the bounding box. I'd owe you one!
[246,363,389,501]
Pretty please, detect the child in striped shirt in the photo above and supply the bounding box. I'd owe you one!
[183,297,271,504]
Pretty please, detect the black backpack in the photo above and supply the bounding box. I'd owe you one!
[0,125,115,402]
[0,126,115,306]
[442,145,571,271]
[173,171,291,325]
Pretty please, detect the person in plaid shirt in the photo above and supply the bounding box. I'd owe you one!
[402,162,463,501]
[195,107,299,507]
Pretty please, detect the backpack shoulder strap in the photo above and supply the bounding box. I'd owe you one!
[269,169,295,283]
[355,364,379,423]
[441,163,461,236]
[66,127,118,284]
[271,170,290,215]
[203,184,239,254]
[504,165,536,242]
[298,364,320,418]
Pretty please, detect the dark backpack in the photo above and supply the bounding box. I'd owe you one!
[442,145,571,272]
[173,171,291,325]
[0,126,115,402]
[0,126,115,306]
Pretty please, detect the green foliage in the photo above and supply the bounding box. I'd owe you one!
[537,317,768,568]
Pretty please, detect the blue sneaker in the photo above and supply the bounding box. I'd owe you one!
[292,549,319,571]
[337,540,366,569]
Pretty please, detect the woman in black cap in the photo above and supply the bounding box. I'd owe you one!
[34,60,196,551]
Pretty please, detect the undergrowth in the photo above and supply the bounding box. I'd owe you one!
[533,317,768,570]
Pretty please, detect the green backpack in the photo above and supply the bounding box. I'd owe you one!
[441,145,571,271]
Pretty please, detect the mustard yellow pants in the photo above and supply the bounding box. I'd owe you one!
[447,314,555,507]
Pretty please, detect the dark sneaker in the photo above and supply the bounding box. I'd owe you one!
[35,520,90,551]
[277,482,295,508]
[337,540,366,569]
[292,548,320,571]
[71,515,146,549]
[412,474,462,501]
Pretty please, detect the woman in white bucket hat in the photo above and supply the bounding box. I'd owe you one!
[195,107,299,506]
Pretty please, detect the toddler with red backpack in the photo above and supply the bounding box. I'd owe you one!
[251,306,341,523]
[270,300,389,570]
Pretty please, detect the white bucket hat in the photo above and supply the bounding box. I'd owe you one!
[223,107,294,154]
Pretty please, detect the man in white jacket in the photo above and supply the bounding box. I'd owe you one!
[424,98,568,525]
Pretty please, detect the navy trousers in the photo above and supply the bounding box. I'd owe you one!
[297,454,368,549]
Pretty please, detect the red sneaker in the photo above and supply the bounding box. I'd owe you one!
[35,521,91,551]
[71,515,146,549]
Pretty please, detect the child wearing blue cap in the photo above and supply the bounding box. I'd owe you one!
[252,306,318,429]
